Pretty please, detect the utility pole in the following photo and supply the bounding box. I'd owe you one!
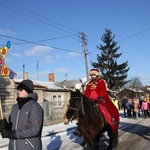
[81,32,89,80]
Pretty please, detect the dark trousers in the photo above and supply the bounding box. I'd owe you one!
[127,109,132,118]
[143,110,148,118]
[123,107,127,117]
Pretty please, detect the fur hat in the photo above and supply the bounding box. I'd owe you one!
[17,79,34,94]
[90,68,100,76]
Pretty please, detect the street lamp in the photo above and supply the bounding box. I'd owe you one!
[23,64,25,79]
[37,61,40,80]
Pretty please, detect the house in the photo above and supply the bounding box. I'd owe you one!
[141,85,150,103]
[116,87,144,102]
[56,77,87,92]
[0,74,71,124]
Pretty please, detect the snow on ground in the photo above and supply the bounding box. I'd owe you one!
[0,121,78,150]
[0,110,145,150]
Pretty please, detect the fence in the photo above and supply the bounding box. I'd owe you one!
[1,100,68,126]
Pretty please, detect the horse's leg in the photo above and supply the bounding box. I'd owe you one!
[113,130,118,148]
[83,137,93,150]
[81,138,85,146]
[84,140,92,150]
[93,134,100,150]
[107,130,118,150]
[107,130,113,150]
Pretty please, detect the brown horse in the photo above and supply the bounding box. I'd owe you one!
[63,89,118,150]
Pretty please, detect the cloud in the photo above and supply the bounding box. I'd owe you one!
[55,54,61,58]
[56,68,69,73]
[43,55,54,63]
[11,53,22,58]
[5,57,14,62]
[25,45,53,57]
[66,52,80,58]
[0,28,16,35]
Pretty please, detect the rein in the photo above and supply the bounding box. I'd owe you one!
[80,94,85,115]
[68,96,85,122]
[74,95,85,115]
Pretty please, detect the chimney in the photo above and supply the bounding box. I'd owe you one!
[48,73,54,82]
[23,72,29,80]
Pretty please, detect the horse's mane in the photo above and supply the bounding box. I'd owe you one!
[80,92,100,120]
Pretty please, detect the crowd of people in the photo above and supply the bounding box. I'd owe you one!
[121,96,150,120]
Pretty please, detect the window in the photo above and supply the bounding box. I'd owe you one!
[53,95,63,107]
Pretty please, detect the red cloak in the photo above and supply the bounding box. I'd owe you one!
[84,78,120,132]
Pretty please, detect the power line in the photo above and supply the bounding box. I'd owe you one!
[0,34,82,54]
[0,1,79,35]
[118,28,150,42]
[1,34,78,45]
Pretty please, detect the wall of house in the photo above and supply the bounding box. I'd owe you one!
[34,89,44,104]
[0,77,16,104]
[42,90,70,123]
[0,77,71,125]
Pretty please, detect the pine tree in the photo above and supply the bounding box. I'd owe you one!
[91,28,130,90]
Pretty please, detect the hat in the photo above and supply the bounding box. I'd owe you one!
[17,79,34,94]
[90,68,100,76]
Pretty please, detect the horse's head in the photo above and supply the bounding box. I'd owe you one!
[63,89,82,125]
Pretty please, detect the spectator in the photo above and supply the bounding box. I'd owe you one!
[121,96,128,117]
[133,98,139,120]
[145,96,150,117]
[0,79,44,150]
[141,97,149,118]
[126,98,134,118]
[112,96,119,110]
[138,98,144,117]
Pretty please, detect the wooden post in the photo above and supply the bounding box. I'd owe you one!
[0,97,3,119]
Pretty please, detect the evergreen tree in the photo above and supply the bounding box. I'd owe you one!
[91,28,130,90]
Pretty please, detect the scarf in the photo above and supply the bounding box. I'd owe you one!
[16,97,32,109]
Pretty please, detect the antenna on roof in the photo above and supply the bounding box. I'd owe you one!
[65,73,67,80]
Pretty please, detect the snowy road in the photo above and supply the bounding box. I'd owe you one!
[0,113,150,150]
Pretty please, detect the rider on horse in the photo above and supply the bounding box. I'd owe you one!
[73,68,120,136]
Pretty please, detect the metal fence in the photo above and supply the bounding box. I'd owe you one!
[1,101,67,126]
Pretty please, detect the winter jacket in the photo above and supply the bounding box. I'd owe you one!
[8,92,44,150]
[133,100,139,112]
[121,98,128,108]
[126,101,134,110]
[141,101,149,110]
[84,78,120,132]
[112,99,119,110]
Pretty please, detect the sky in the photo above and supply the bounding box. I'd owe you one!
[0,0,150,85]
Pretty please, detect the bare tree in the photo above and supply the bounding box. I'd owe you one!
[127,77,143,88]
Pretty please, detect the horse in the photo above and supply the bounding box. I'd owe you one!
[63,89,118,150]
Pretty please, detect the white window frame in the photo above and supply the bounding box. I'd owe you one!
[52,94,64,107]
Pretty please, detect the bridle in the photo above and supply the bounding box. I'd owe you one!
[67,96,84,122]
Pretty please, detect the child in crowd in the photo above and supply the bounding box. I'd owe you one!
[141,97,149,118]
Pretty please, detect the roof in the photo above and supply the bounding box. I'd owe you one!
[119,88,144,93]
[14,78,68,91]
[56,77,87,89]
[34,80,67,91]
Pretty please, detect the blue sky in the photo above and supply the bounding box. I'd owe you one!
[0,0,150,85]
